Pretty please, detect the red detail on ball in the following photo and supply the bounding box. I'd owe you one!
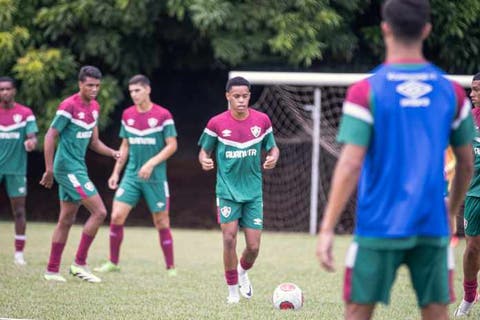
[279,301,295,310]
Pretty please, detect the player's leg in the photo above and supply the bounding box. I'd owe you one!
[455,196,480,316]
[406,244,452,320]
[5,175,28,265]
[218,197,242,303]
[10,196,27,265]
[145,180,175,274]
[237,197,263,299]
[343,243,402,320]
[44,200,80,281]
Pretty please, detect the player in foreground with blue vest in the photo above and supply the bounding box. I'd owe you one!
[455,72,480,317]
[198,77,279,304]
[316,0,474,319]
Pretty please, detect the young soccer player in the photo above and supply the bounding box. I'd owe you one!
[0,76,38,266]
[95,74,178,275]
[455,72,480,317]
[198,76,280,304]
[316,1,474,319]
[40,66,120,283]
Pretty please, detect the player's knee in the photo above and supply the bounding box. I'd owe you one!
[58,217,74,228]
[12,207,26,220]
[246,244,260,257]
[94,208,107,221]
[466,239,480,255]
[223,233,237,250]
[154,214,170,229]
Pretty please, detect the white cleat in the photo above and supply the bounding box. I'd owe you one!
[454,299,476,317]
[14,252,26,266]
[238,271,253,299]
[69,264,102,283]
[226,295,240,304]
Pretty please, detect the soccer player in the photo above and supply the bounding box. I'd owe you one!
[0,76,38,266]
[94,74,178,275]
[455,72,480,317]
[198,76,280,304]
[316,1,474,319]
[40,66,120,283]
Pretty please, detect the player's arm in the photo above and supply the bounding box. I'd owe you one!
[449,144,474,221]
[24,133,37,152]
[108,139,129,190]
[316,144,366,272]
[198,148,214,171]
[39,128,59,189]
[138,136,177,180]
[89,126,120,159]
[263,146,279,169]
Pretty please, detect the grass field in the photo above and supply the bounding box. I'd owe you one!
[0,222,474,319]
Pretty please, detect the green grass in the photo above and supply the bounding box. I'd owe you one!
[0,222,473,319]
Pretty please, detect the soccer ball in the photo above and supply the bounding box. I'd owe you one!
[272,282,303,310]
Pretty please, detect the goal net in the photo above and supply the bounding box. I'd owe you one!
[229,71,472,234]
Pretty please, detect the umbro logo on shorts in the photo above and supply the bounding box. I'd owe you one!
[156,202,164,208]
[253,218,262,226]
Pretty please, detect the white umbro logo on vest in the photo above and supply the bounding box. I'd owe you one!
[250,126,261,138]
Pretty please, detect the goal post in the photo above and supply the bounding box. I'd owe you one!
[229,71,473,235]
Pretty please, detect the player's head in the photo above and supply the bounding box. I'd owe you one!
[471,72,480,108]
[225,77,251,117]
[78,66,102,102]
[381,0,431,44]
[0,76,17,105]
[128,74,151,107]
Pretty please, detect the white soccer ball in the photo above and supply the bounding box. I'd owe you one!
[272,282,304,310]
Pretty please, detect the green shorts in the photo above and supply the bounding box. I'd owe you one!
[464,196,480,236]
[54,171,98,202]
[115,178,170,213]
[344,242,454,307]
[216,197,263,229]
[0,174,27,197]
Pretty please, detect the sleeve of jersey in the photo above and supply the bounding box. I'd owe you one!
[25,110,39,134]
[337,80,373,147]
[50,102,72,133]
[163,112,177,138]
[198,120,217,151]
[262,117,277,151]
[450,83,475,147]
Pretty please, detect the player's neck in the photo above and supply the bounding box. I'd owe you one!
[385,41,425,63]
[230,108,249,120]
[0,101,14,109]
[136,101,153,113]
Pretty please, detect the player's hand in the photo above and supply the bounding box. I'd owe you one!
[316,230,335,272]
[138,163,154,180]
[112,149,121,160]
[24,139,36,152]
[200,157,214,171]
[39,170,54,189]
[108,174,119,190]
[263,155,277,169]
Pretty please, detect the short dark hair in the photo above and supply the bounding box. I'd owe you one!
[128,74,150,87]
[0,76,16,88]
[226,76,250,92]
[381,0,430,42]
[473,73,480,81]
[78,66,102,82]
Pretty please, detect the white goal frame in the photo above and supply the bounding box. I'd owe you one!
[229,71,473,235]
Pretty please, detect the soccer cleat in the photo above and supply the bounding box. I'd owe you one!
[94,261,120,273]
[238,271,253,299]
[454,298,477,317]
[226,295,240,304]
[44,272,67,282]
[14,252,26,266]
[167,268,177,277]
[69,264,102,283]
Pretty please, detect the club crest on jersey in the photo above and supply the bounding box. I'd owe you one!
[250,126,261,138]
[13,114,22,123]
[222,129,232,137]
[220,206,232,218]
[92,110,99,119]
[78,112,85,119]
[127,119,135,126]
[148,118,158,128]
